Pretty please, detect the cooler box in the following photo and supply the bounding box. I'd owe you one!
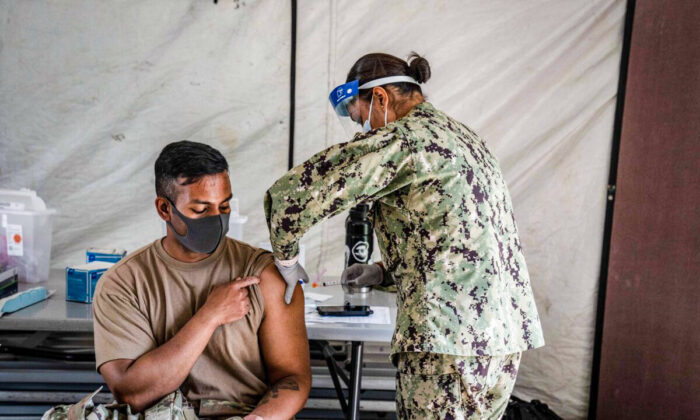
[0,189,57,283]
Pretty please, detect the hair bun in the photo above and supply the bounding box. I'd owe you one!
[407,52,431,84]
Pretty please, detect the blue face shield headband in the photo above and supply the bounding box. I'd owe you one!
[329,75,420,136]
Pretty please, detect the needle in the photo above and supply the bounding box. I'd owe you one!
[311,279,342,288]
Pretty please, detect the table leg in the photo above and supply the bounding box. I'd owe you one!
[347,341,364,420]
[316,340,349,414]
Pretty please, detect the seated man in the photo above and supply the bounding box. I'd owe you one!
[93,140,310,419]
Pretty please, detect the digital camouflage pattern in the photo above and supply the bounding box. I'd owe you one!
[265,102,544,358]
[42,387,248,420]
[197,399,255,418]
[395,351,521,419]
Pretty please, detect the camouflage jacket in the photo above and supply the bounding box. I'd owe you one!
[265,102,545,357]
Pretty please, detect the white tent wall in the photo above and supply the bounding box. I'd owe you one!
[0,1,625,418]
[0,0,291,265]
[295,1,624,418]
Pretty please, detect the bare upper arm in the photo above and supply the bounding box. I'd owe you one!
[257,264,310,385]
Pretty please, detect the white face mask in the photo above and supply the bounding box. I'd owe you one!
[362,95,374,133]
[362,94,388,133]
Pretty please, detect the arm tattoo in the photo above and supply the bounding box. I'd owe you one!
[258,377,300,406]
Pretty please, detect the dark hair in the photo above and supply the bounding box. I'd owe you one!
[346,52,431,101]
[154,140,229,200]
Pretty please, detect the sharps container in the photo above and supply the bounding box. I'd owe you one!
[0,189,57,283]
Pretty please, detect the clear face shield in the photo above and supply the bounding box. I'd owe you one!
[328,76,420,138]
[329,79,363,138]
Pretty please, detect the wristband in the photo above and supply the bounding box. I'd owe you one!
[275,255,299,267]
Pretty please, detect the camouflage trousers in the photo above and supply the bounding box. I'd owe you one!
[41,387,255,420]
[395,352,521,420]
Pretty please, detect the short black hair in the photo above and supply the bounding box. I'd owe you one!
[154,140,229,200]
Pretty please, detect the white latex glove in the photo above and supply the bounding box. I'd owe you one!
[341,263,383,288]
[274,257,309,304]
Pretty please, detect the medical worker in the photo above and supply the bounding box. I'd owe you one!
[264,52,544,419]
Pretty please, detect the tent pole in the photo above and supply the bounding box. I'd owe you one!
[587,1,636,418]
[288,0,297,170]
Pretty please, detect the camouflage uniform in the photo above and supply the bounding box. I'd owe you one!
[42,387,250,420]
[264,102,544,412]
[396,352,521,419]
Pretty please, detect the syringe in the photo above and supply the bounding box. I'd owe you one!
[311,279,342,288]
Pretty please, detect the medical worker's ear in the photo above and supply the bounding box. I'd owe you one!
[370,87,391,127]
[373,86,388,109]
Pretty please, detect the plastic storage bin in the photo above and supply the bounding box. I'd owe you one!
[0,189,57,283]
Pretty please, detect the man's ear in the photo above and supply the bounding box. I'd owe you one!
[155,197,171,222]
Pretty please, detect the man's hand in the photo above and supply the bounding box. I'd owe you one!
[273,258,309,304]
[200,277,260,326]
[341,263,383,288]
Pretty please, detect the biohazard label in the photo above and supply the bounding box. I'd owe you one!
[6,224,23,257]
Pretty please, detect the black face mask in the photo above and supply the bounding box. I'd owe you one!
[166,199,230,254]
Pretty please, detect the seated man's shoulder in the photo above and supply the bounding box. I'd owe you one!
[225,237,271,259]
[224,238,275,275]
[258,264,283,299]
[256,259,305,319]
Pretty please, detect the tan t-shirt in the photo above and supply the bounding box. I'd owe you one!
[93,237,274,406]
